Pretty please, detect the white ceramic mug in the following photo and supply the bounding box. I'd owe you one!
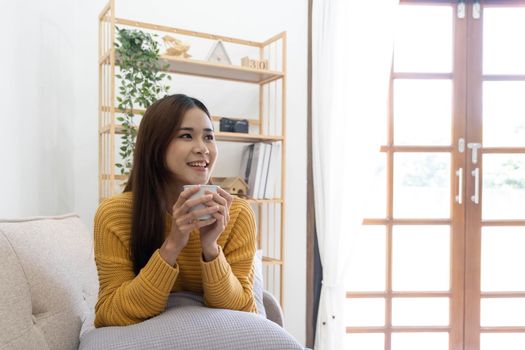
[183,185,219,220]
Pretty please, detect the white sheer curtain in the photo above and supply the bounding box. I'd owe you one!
[312,1,398,349]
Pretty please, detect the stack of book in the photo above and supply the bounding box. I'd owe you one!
[239,142,281,199]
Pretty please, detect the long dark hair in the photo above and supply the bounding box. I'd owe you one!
[124,94,210,275]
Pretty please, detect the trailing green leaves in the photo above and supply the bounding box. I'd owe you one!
[114,27,172,175]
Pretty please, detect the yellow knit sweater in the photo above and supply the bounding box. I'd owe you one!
[93,192,257,327]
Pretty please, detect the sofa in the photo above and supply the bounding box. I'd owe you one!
[0,214,302,350]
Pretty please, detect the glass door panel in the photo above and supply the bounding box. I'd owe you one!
[391,333,449,350]
[476,5,525,350]
[393,80,452,146]
[481,334,525,350]
[345,226,386,292]
[481,227,525,291]
[392,298,449,326]
[345,334,385,350]
[482,154,525,220]
[394,6,453,73]
[393,153,451,219]
[481,298,525,326]
[362,154,387,219]
[483,82,525,147]
[483,8,525,75]
[345,298,386,327]
[392,225,450,291]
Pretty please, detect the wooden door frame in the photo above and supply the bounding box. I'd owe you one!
[463,2,483,348]
[306,0,317,347]
[450,2,468,349]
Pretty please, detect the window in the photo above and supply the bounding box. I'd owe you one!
[344,1,525,349]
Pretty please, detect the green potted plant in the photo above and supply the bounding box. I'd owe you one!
[115,27,171,176]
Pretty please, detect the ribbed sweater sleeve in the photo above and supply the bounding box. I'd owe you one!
[93,196,179,327]
[200,198,257,313]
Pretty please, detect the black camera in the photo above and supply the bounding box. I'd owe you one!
[219,118,249,133]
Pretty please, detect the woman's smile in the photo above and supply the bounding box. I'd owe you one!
[187,160,209,172]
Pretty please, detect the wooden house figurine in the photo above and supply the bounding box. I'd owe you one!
[211,176,248,196]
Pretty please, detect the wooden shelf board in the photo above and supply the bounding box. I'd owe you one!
[99,108,260,126]
[262,256,283,265]
[100,124,282,142]
[158,56,283,84]
[99,124,124,134]
[101,174,128,181]
[215,132,283,142]
[110,53,283,84]
[245,198,284,204]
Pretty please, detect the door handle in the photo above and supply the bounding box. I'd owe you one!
[467,142,482,164]
[473,0,481,20]
[471,167,479,204]
[455,168,463,204]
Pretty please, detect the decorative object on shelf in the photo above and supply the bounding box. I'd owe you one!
[206,41,232,65]
[211,176,249,196]
[241,56,268,70]
[162,35,191,58]
[239,142,280,200]
[219,117,249,133]
[114,27,172,176]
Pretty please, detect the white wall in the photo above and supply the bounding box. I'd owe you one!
[0,0,77,217]
[2,0,307,344]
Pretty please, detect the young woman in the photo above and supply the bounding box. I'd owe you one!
[93,94,257,327]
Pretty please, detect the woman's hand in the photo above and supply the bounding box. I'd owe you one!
[160,186,219,266]
[199,187,233,261]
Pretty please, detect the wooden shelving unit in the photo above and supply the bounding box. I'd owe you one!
[99,0,286,307]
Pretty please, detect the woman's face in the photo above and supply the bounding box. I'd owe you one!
[165,107,217,187]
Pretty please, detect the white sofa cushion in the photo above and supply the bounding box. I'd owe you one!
[0,214,99,350]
